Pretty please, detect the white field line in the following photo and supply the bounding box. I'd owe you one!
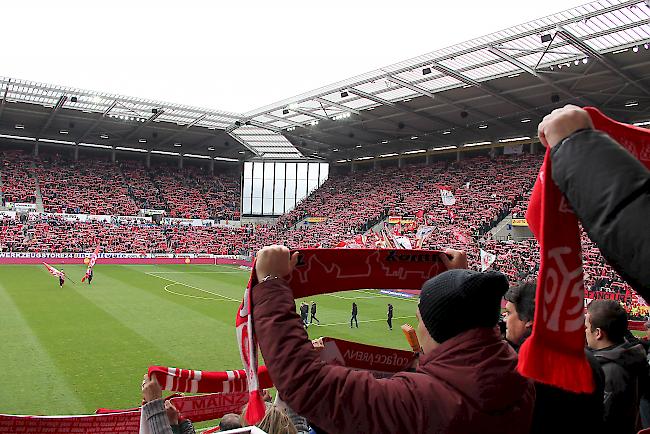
[146,272,240,302]
[163,283,224,301]
[311,315,415,327]
[326,289,419,303]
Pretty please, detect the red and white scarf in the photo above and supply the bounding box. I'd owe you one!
[237,248,446,424]
[519,107,650,393]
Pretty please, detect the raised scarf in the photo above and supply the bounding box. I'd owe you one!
[518,107,650,393]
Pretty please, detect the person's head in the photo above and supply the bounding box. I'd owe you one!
[644,320,650,339]
[219,413,242,431]
[417,269,509,354]
[503,282,536,346]
[241,403,297,434]
[585,300,628,350]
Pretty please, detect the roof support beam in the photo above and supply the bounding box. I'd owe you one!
[37,95,67,139]
[76,100,117,143]
[123,109,164,142]
[556,25,650,97]
[0,79,10,122]
[155,114,207,148]
[265,113,383,146]
[488,46,597,106]
[430,61,541,116]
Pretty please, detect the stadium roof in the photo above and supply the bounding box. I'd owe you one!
[1,0,649,162]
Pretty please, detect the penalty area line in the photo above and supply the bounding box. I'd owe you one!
[146,272,240,302]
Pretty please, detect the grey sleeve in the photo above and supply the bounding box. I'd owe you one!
[551,129,650,295]
[142,399,173,434]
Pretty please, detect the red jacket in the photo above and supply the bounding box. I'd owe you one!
[253,279,535,434]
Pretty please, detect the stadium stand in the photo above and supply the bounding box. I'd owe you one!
[0,150,638,316]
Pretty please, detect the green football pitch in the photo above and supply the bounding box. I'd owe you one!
[0,264,417,416]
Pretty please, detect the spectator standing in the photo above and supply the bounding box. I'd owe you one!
[350,302,358,328]
[299,302,309,328]
[250,246,534,434]
[586,300,647,434]
[309,301,320,325]
[504,282,606,434]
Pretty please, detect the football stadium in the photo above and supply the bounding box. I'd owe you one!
[1,1,649,433]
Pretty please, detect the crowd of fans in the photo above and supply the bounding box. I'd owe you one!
[2,105,650,433]
[0,151,240,220]
[0,149,640,311]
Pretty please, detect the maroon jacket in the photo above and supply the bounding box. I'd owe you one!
[253,279,535,434]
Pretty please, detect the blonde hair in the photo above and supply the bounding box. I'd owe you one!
[241,403,298,434]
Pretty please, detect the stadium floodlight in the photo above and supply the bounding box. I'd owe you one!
[433,146,457,151]
[139,138,147,143]
[464,141,491,147]
[379,153,399,158]
[403,149,426,154]
[478,124,488,129]
[79,142,112,149]
[520,118,531,123]
[633,120,650,126]
[442,130,451,135]
[238,151,245,154]
[332,148,339,152]
[340,91,349,98]
[59,130,69,134]
[116,146,147,153]
[310,120,319,126]
[151,150,180,156]
[381,140,389,144]
[183,154,210,159]
[498,136,531,143]
[410,136,418,140]
[100,134,109,139]
[356,156,374,160]
[335,159,348,163]
[422,67,432,75]
[625,100,639,107]
[173,143,182,147]
[612,48,628,54]
[15,124,24,129]
[355,145,362,148]
[207,147,215,151]
[40,138,76,145]
[214,156,239,162]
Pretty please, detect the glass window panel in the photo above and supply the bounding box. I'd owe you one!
[275,162,285,181]
[308,163,319,180]
[296,163,307,180]
[263,176,274,202]
[242,177,252,199]
[284,197,296,212]
[285,162,297,180]
[307,178,318,195]
[243,197,252,214]
[244,162,253,179]
[274,178,285,199]
[253,162,263,179]
[252,198,262,214]
[319,163,329,186]
[296,179,307,199]
[263,197,274,215]
[274,198,285,215]
[252,178,263,198]
[264,162,275,179]
[285,179,296,198]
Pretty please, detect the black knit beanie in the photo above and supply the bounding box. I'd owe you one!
[418,269,509,344]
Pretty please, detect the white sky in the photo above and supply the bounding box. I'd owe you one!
[3,0,592,113]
